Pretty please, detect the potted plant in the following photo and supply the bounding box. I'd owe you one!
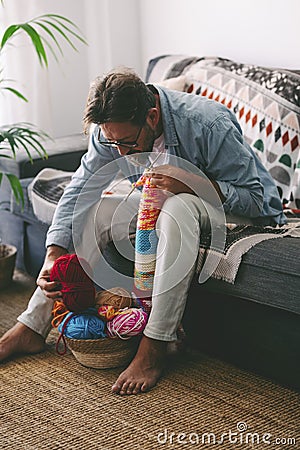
[0,3,86,287]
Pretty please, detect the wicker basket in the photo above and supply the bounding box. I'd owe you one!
[65,335,139,369]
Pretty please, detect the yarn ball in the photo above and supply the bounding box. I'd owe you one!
[97,305,118,322]
[95,287,132,310]
[58,311,106,340]
[50,253,95,313]
[106,308,148,339]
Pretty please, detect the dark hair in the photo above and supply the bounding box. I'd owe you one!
[83,67,156,133]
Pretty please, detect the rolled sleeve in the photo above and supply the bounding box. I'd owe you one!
[46,225,74,250]
[217,180,264,217]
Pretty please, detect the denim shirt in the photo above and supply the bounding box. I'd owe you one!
[46,85,286,250]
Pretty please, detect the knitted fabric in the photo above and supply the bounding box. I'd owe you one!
[133,175,167,313]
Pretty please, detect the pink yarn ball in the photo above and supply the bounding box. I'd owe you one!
[106,308,148,339]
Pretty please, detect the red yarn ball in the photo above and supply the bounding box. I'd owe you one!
[50,254,95,313]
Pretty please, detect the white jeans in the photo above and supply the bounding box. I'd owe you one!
[18,192,239,341]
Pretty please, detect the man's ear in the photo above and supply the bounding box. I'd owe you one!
[146,107,160,129]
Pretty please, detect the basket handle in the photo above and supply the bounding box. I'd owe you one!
[56,313,74,355]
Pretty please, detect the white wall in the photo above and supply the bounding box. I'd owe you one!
[46,0,300,136]
[1,0,299,139]
[0,0,142,138]
[35,0,142,137]
[139,0,300,74]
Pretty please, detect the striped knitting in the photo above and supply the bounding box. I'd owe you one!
[133,174,167,313]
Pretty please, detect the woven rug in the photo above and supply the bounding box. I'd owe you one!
[1,272,299,450]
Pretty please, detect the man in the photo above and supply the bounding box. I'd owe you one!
[0,68,286,395]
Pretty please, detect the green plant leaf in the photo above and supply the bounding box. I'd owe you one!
[9,122,51,144]
[35,20,64,57]
[1,13,87,67]
[5,173,24,207]
[0,11,86,207]
[38,19,79,52]
[0,75,28,101]
[0,24,20,49]
[48,16,87,45]
[14,135,45,160]
[41,38,60,64]
[12,135,33,162]
[36,15,88,51]
[35,14,86,36]
[20,23,48,66]
[1,130,18,157]
[2,86,28,101]
[0,123,50,161]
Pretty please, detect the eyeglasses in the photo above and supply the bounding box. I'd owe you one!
[97,124,144,149]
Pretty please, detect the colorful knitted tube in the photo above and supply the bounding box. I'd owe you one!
[133,175,166,313]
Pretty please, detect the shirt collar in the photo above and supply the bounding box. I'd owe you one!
[147,84,179,148]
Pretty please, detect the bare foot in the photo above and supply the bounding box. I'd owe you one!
[0,322,45,362]
[111,336,167,395]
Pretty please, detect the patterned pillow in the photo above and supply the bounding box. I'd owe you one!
[184,57,300,211]
[146,54,202,83]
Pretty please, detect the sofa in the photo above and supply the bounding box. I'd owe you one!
[1,55,299,390]
[0,134,88,275]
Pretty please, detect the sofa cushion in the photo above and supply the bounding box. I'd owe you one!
[4,178,48,272]
[28,168,73,224]
[201,236,300,315]
[102,232,300,317]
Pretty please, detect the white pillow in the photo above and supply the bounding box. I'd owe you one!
[157,75,193,92]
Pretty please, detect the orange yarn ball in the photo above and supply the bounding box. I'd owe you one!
[95,287,132,310]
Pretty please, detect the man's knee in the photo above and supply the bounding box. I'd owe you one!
[159,193,201,222]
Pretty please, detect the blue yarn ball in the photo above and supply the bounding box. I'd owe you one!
[58,311,106,339]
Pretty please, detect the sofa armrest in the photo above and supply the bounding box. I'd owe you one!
[0,133,88,179]
[0,133,88,208]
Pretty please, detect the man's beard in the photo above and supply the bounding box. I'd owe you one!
[126,124,156,155]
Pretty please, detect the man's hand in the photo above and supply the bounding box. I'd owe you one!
[36,245,68,299]
[148,164,225,204]
[148,165,194,195]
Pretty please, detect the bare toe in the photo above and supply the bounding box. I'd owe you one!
[119,380,131,395]
[132,382,143,394]
[0,322,45,362]
[111,379,123,394]
[125,382,136,395]
[141,382,149,392]
[111,336,166,395]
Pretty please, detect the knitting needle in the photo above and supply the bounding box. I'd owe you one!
[124,182,137,201]
[124,151,164,201]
